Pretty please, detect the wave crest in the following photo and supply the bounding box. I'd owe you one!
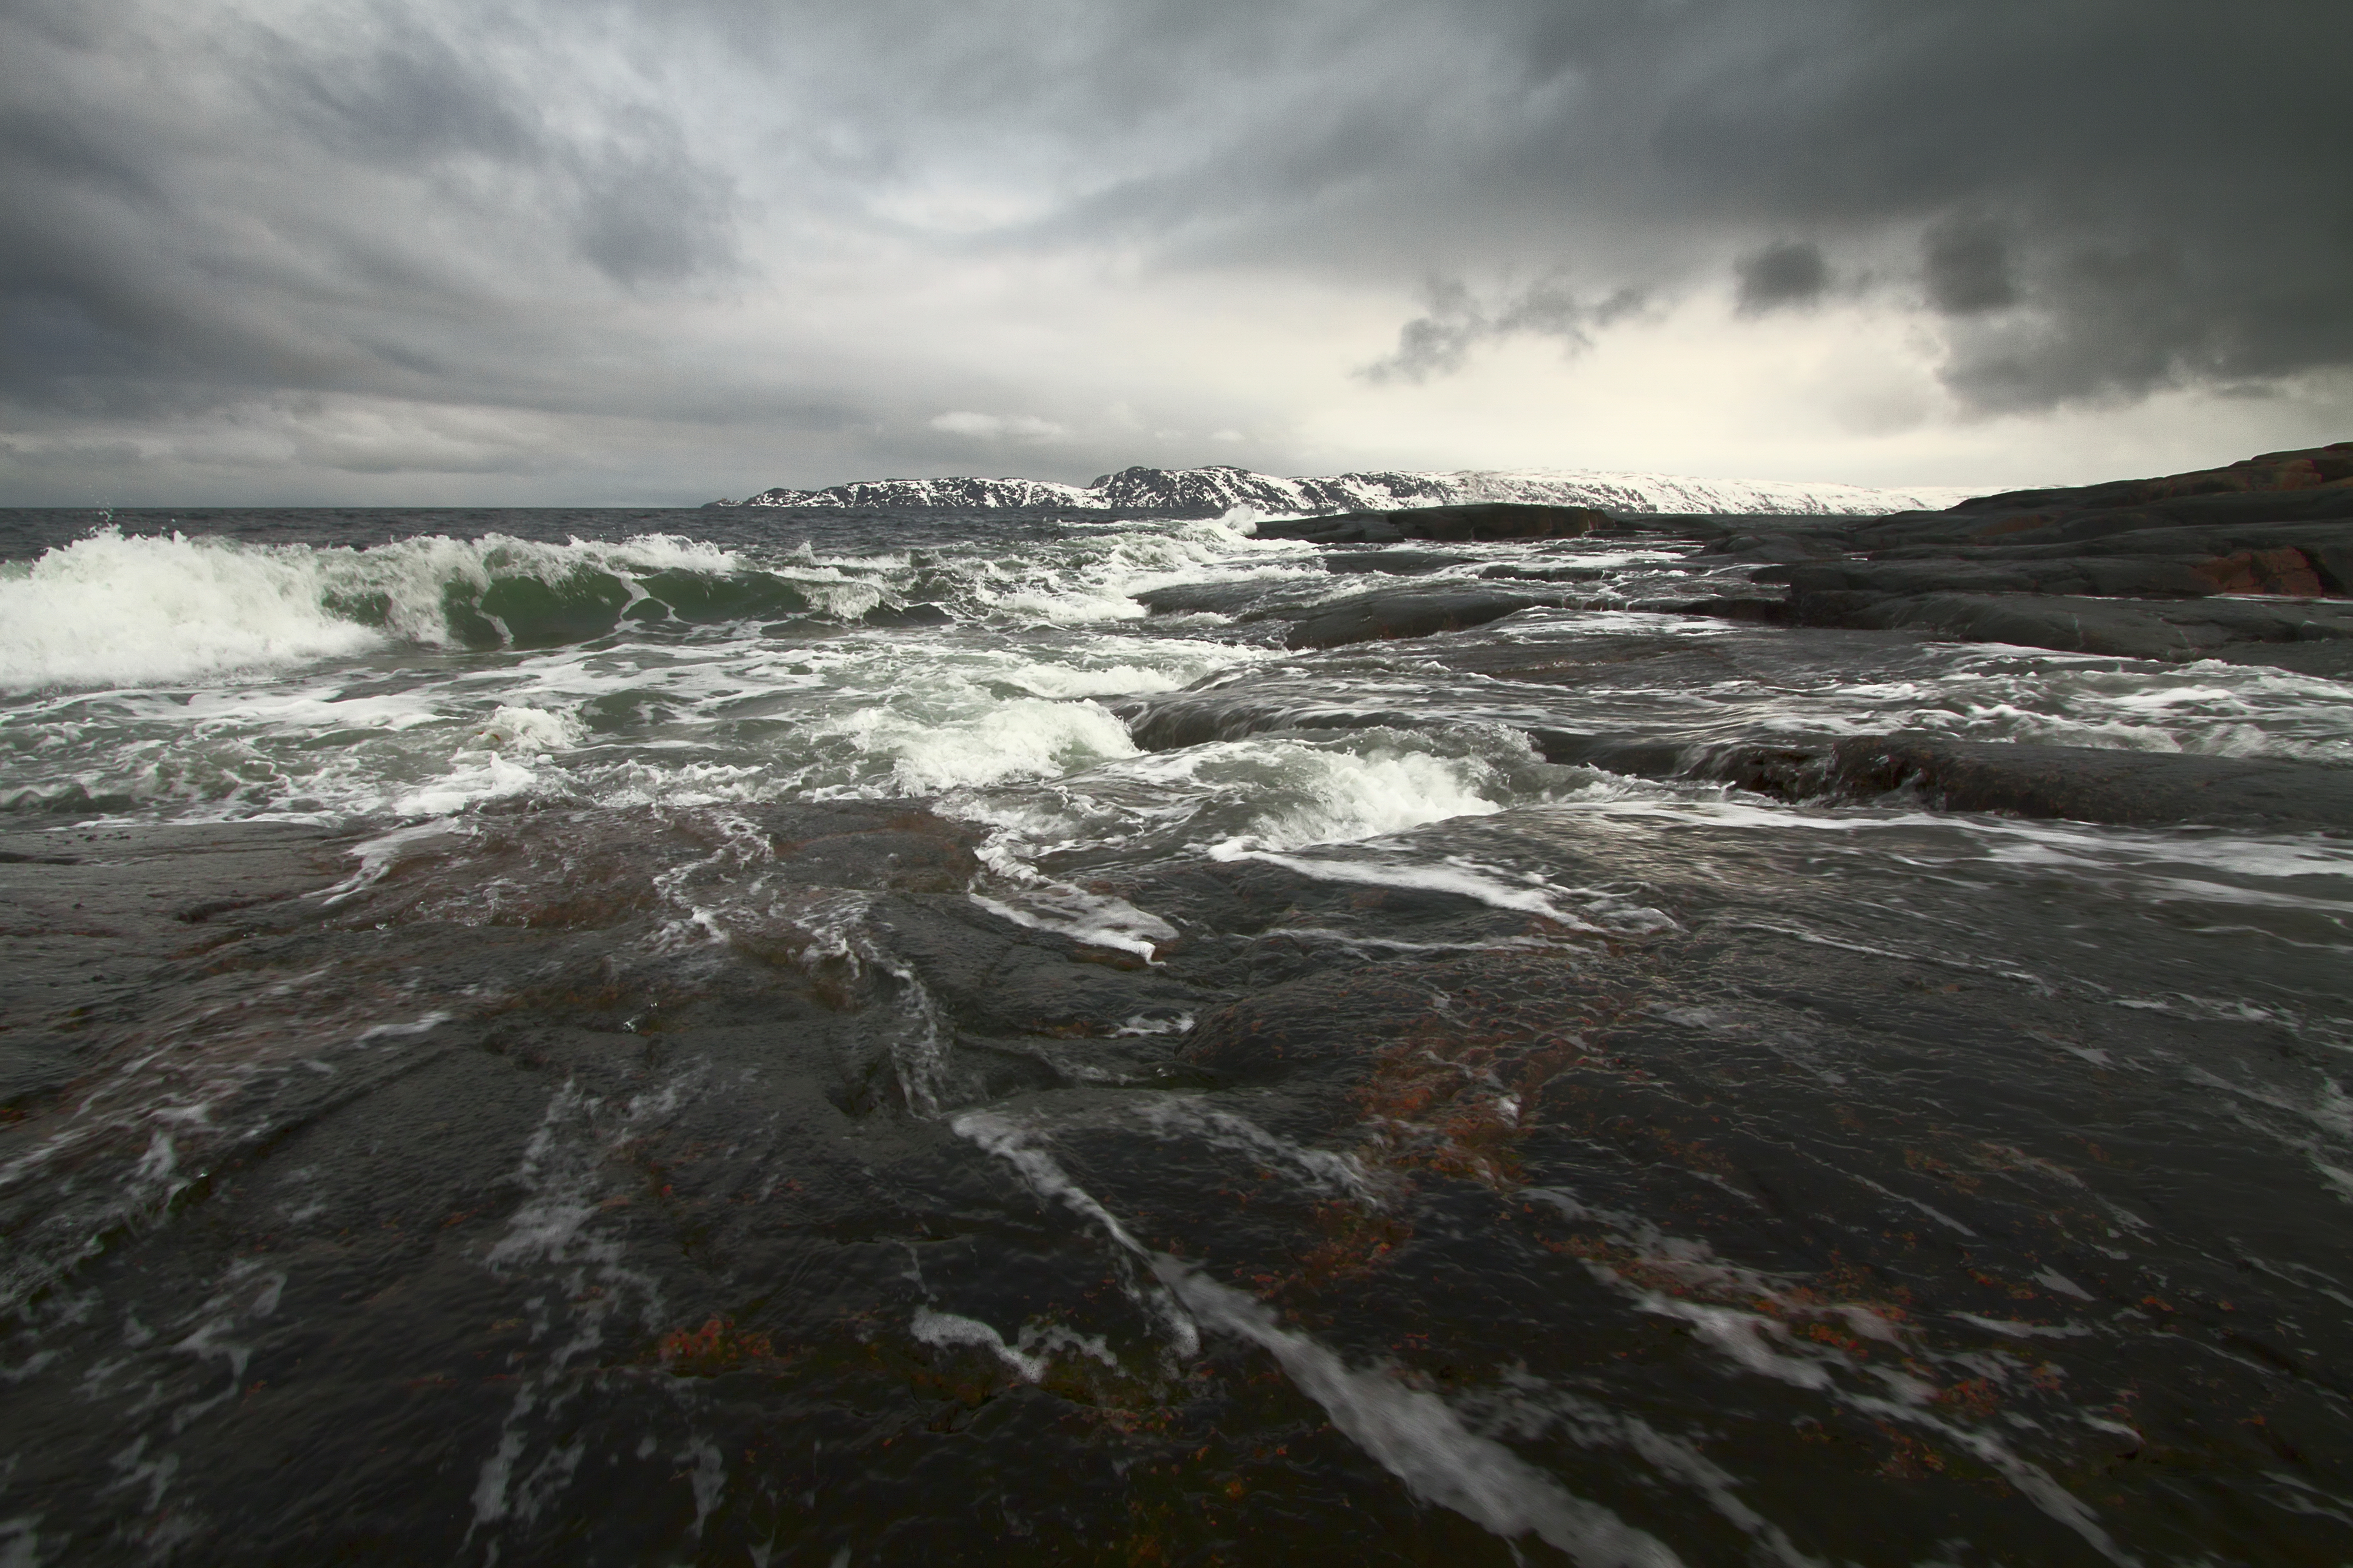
[0,529,901,691]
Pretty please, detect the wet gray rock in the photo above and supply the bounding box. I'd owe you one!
[1135,574,1574,647]
[1783,590,2353,673]
[861,600,956,627]
[1132,581,1329,619]
[1283,586,1553,650]
[1318,549,1476,575]
[1478,562,1608,583]
[1255,502,1611,545]
[1521,730,1701,777]
[1680,733,2353,832]
[1115,692,1432,752]
[1626,512,1858,544]
[1704,535,1852,566]
[1767,557,2221,599]
[1851,443,2353,551]
[1820,735,2353,832]
[1683,445,2353,670]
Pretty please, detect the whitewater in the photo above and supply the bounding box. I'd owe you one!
[1,500,2349,1567]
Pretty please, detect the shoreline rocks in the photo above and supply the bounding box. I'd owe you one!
[1811,736,2353,831]
[1252,502,1614,545]
[1684,734,2352,833]
[1124,448,2353,829]
[1678,442,2353,674]
[1280,585,1561,649]
[1695,589,2353,676]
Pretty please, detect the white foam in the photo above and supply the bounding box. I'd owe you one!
[0,526,824,695]
[1228,748,1506,850]
[1000,662,1190,698]
[390,747,569,818]
[968,886,1176,960]
[1132,1099,1381,1200]
[1161,1266,1682,1566]
[0,530,384,690]
[1632,1296,1832,1390]
[1214,846,1677,938]
[825,698,1140,793]
[1952,1313,2094,1339]
[909,1308,1122,1383]
[909,1308,1051,1381]
[954,1109,1678,1563]
[477,705,585,752]
[978,518,1318,626]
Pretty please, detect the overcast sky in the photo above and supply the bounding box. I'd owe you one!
[4,0,2347,505]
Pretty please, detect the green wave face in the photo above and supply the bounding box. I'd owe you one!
[435,568,821,649]
[625,569,815,626]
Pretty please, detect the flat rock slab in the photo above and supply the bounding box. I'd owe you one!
[1872,519,2353,573]
[1283,586,1552,649]
[0,821,361,1110]
[1851,443,2353,551]
[1772,537,2350,600]
[1132,581,1332,619]
[1115,692,1434,750]
[1317,549,1475,575]
[1699,445,2353,668]
[1825,735,2353,833]
[1691,534,1853,566]
[1778,590,2353,673]
[1479,562,1609,582]
[1499,720,2353,833]
[1778,557,2225,599]
[1256,502,1611,544]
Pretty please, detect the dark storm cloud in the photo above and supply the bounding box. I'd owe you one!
[1922,217,2018,317]
[1024,0,2352,412]
[261,21,738,289]
[0,0,2345,502]
[1362,277,1647,382]
[1734,243,1829,316]
[0,0,746,423]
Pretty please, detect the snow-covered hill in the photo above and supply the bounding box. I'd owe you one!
[712,463,1985,516]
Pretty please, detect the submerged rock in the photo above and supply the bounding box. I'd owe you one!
[861,600,956,627]
[1283,586,1554,649]
[1819,735,2353,832]
[1478,561,1608,582]
[1317,549,1476,575]
[1679,732,2353,831]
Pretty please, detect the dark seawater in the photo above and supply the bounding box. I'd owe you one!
[1,506,2349,1566]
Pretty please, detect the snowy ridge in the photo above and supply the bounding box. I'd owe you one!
[715,463,1984,517]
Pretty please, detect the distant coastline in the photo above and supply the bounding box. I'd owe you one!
[706,461,1987,517]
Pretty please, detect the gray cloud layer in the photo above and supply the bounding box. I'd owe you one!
[2,0,2346,501]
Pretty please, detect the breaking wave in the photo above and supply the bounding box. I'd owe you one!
[0,529,923,692]
[0,529,386,690]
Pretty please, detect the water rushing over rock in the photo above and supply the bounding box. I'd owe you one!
[1,483,2349,1564]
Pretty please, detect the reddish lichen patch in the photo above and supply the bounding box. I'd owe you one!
[655,1316,775,1375]
[2190,548,2325,596]
[1293,1199,1412,1288]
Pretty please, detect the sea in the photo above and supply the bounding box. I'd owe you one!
[2,505,2349,1565]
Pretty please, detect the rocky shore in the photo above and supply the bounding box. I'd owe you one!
[4,477,2349,1563]
[1218,442,2353,663]
[1681,442,2353,677]
[1121,442,2353,835]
